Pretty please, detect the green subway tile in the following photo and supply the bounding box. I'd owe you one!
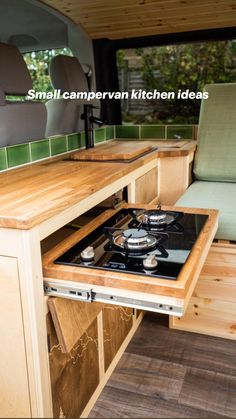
[68,133,85,151]
[81,131,86,144]
[106,125,115,140]
[115,125,139,138]
[167,125,193,140]
[0,148,7,170]
[50,136,67,156]
[7,143,30,168]
[94,128,106,143]
[31,139,50,161]
[140,125,165,139]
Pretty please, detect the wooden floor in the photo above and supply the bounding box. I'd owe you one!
[89,314,236,418]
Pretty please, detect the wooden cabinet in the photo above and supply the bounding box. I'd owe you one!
[47,301,141,418]
[170,242,236,340]
[103,305,133,371]
[0,257,31,419]
[158,154,194,205]
[133,167,158,204]
[47,313,100,418]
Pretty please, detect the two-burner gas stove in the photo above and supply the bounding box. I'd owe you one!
[43,204,218,315]
[55,206,208,280]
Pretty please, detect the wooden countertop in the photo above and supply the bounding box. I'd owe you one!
[0,140,196,230]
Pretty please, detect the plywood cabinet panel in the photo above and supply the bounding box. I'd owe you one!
[0,256,31,418]
[47,314,100,418]
[103,305,133,371]
[134,167,158,204]
[170,243,236,340]
[48,297,103,353]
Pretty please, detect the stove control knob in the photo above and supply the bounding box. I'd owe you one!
[81,246,95,262]
[143,254,158,270]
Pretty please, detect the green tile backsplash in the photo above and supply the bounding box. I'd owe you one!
[116,125,140,138]
[50,136,67,156]
[106,126,115,140]
[31,139,50,161]
[167,125,194,139]
[68,133,84,151]
[0,148,7,170]
[140,125,165,139]
[7,144,30,168]
[95,128,106,143]
[0,124,196,172]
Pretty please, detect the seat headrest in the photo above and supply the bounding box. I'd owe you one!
[0,42,32,95]
[50,55,88,93]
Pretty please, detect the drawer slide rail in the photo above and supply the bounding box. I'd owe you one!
[44,280,183,316]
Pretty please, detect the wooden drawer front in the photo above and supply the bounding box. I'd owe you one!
[103,305,133,371]
[47,314,100,418]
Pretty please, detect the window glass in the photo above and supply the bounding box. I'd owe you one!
[24,47,72,96]
[117,40,236,124]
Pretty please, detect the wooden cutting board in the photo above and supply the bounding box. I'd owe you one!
[70,140,154,161]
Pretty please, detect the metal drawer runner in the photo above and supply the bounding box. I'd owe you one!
[44,279,183,316]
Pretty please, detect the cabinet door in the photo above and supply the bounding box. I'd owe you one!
[103,305,133,371]
[47,313,100,418]
[0,256,31,418]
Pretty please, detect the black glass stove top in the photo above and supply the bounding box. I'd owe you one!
[55,208,208,280]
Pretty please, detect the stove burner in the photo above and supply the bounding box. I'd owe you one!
[128,208,184,232]
[103,227,169,258]
[117,228,157,251]
[142,210,168,225]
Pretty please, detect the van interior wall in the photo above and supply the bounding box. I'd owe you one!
[0,0,96,89]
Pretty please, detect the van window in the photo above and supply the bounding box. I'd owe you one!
[117,40,236,125]
[24,47,72,97]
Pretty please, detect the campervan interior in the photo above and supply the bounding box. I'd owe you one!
[0,1,236,418]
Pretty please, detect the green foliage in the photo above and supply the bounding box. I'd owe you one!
[116,50,126,69]
[24,48,72,94]
[119,41,236,124]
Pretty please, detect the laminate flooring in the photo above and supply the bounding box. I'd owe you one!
[89,314,236,418]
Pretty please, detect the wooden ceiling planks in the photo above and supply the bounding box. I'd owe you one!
[41,0,236,39]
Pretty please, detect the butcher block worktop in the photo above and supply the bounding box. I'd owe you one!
[0,140,196,230]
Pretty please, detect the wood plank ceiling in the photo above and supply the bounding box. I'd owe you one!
[41,0,236,40]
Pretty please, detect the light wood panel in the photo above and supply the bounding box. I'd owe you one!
[158,152,194,205]
[71,141,154,161]
[41,0,236,39]
[48,297,103,352]
[103,305,133,371]
[134,166,158,203]
[170,242,236,340]
[47,314,100,418]
[0,256,31,418]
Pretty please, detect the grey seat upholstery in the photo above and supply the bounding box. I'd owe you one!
[0,42,47,146]
[46,55,100,137]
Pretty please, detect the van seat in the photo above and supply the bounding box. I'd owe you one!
[176,181,236,241]
[0,42,46,146]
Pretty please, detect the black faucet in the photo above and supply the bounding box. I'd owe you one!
[81,104,103,149]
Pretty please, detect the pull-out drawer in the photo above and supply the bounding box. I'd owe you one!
[43,204,218,316]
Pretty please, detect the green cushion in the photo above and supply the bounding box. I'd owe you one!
[194,83,236,182]
[176,181,236,241]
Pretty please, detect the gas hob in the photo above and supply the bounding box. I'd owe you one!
[55,206,208,281]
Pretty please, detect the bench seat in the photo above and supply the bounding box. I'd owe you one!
[176,180,236,241]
